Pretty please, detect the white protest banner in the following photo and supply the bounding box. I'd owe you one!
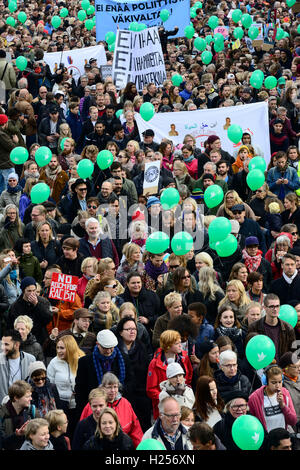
[143,160,161,195]
[135,102,271,165]
[95,0,190,41]
[112,26,166,91]
[44,45,107,83]
[49,273,79,303]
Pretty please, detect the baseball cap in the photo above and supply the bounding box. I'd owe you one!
[227,73,235,80]
[142,129,154,137]
[231,203,245,212]
[245,236,259,246]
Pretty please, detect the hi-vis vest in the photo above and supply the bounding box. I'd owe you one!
[296,162,300,197]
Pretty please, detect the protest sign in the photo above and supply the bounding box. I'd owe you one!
[49,273,79,303]
[112,26,166,91]
[44,45,107,83]
[143,160,161,195]
[95,0,190,41]
[135,102,271,164]
[100,65,113,80]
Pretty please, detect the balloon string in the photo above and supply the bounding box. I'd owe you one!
[249,369,257,396]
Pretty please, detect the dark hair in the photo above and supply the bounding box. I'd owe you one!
[194,375,224,421]
[216,159,229,168]
[187,302,207,317]
[108,194,119,204]
[267,428,291,450]
[14,237,31,255]
[247,271,263,286]
[126,271,142,283]
[172,267,194,292]
[3,329,22,343]
[167,315,198,339]
[188,422,216,446]
[110,161,122,171]
[115,315,137,335]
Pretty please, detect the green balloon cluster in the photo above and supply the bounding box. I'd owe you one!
[146,232,170,254]
[10,147,29,165]
[160,187,180,210]
[87,5,95,15]
[232,415,264,450]
[160,9,170,22]
[205,34,213,44]
[97,150,114,170]
[208,217,231,243]
[204,185,224,208]
[30,183,50,204]
[35,147,52,167]
[136,439,165,450]
[194,37,206,51]
[6,16,16,27]
[279,304,298,328]
[231,9,242,23]
[77,159,94,179]
[250,69,264,89]
[208,15,219,29]
[245,334,275,369]
[81,0,90,10]
[264,76,277,90]
[184,25,195,39]
[215,234,238,257]
[246,169,265,191]
[140,102,155,121]
[227,124,243,144]
[8,1,17,12]
[190,7,197,18]
[248,156,266,173]
[15,56,28,72]
[51,15,61,29]
[171,232,193,256]
[171,73,183,86]
[85,19,94,30]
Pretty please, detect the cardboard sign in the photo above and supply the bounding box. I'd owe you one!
[49,273,79,303]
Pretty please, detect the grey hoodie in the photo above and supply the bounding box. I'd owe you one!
[19,440,54,450]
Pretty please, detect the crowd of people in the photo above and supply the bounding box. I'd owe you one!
[0,0,300,454]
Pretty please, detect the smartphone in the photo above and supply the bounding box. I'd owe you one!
[4,257,11,262]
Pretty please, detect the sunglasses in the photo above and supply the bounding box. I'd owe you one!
[169,264,180,269]
[181,275,191,279]
[106,283,117,289]
[292,232,298,235]
[88,205,97,209]
[232,211,243,215]
[78,187,87,191]
[32,376,46,383]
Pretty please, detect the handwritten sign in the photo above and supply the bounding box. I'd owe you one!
[214,26,229,39]
[49,273,79,303]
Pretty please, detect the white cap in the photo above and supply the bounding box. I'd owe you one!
[97,330,118,348]
[166,362,185,379]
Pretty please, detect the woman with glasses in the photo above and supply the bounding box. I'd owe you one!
[282,192,300,233]
[88,291,119,335]
[213,350,251,403]
[213,390,250,450]
[165,266,203,313]
[216,190,256,220]
[249,183,278,228]
[100,275,124,309]
[28,361,62,418]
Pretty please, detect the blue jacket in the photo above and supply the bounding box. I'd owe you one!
[266,166,300,199]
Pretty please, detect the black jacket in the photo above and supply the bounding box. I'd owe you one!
[213,369,252,403]
[72,414,96,450]
[85,130,111,151]
[83,429,134,451]
[38,115,65,147]
[269,273,300,305]
[120,286,161,329]
[56,253,85,278]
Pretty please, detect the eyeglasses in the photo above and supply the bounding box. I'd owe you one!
[32,376,46,383]
[232,211,243,215]
[163,413,181,419]
[123,327,137,332]
[106,283,117,289]
[88,205,98,209]
[291,232,298,235]
[78,187,87,191]
[256,190,263,193]
[169,265,180,269]
[266,304,280,310]
[181,275,191,279]
[231,404,247,411]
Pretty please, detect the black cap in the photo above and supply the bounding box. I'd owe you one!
[142,129,154,137]
[197,340,217,359]
[71,178,91,193]
[224,390,249,404]
[231,203,245,212]
[89,58,97,64]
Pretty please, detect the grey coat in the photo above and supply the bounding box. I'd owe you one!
[0,351,36,403]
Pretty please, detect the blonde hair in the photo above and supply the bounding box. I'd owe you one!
[164,291,182,309]
[81,257,98,273]
[35,220,53,242]
[160,329,181,351]
[198,267,223,301]
[195,252,213,268]
[46,410,66,433]
[24,418,49,440]
[123,242,141,264]
[119,302,137,320]
[88,388,108,403]
[173,160,188,174]
[56,335,85,375]
[96,407,121,439]
[268,202,281,214]
[219,279,250,309]
[14,315,33,333]
[92,291,119,328]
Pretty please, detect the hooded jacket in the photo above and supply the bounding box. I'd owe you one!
[19,439,54,450]
[0,351,36,404]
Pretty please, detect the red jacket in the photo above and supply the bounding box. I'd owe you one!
[146,348,193,419]
[80,396,143,448]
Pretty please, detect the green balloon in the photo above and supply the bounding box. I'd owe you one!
[231,9,242,23]
[77,10,87,21]
[194,37,206,51]
[30,183,50,204]
[248,26,259,40]
[85,19,94,30]
[227,124,243,144]
[214,41,224,52]
[145,231,170,254]
[204,184,224,208]
[51,15,61,29]
[35,146,52,167]
[171,74,183,86]
[160,187,180,210]
[87,5,95,15]
[201,50,212,65]
[105,31,116,44]
[15,56,28,72]
[77,159,94,179]
[241,13,252,29]
[115,109,123,118]
[60,137,68,151]
[108,42,115,52]
[171,232,194,256]
[245,334,276,369]
[81,0,90,10]
[205,34,213,44]
[60,7,69,17]
[214,33,224,42]
[8,1,17,12]
[232,415,264,450]
[248,156,266,173]
[246,169,265,191]
[250,74,263,89]
[287,0,296,6]
[129,22,139,31]
[190,8,197,18]
[194,1,202,8]
[208,15,219,29]
[140,102,155,121]
[160,9,170,22]
[10,147,29,165]
[208,217,232,243]
[136,439,165,450]
[184,25,195,39]
[264,76,277,89]
[298,24,300,34]
[279,304,298,328]
[18,12,27,24]
[6,16,16,27]
[276,27,284,40]
[215,234,238,257]
[97,150,114,170]
[233,27,244,40]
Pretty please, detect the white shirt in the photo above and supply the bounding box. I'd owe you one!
[263,393,285,432]
[8,357,21,386]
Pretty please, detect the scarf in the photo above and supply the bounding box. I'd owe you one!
[92,345,126,385]
[216,325,242,341]
[131,238,146,247]
[282,270,298,284]
[31,378,57,417]
[45,164,63,181]
[144,259,168,281]
[7,184,22,194]
[283,371,298,383]
[242,248,262,272]
[183,154,195,163]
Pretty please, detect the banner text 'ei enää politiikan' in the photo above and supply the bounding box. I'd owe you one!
[95,0,190,41]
